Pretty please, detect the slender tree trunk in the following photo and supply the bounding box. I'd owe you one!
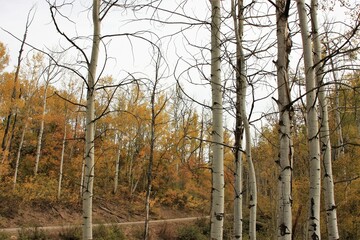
[198,110,205,164]
[241,58,257,240]
[1,114,18,166]
[1,79,20,168]
[232,0,244,238]
[334,80,344,157]
[276,1,293,239]
[82,1,100,239]
[296,0,322,238]
[58,118,67,199]
[13,123,27,190]
[210,0,224,239]
[310,1,339,238]
[232,1,258,236]
[34,82,49,175]
[80,155,85,197]
[75,83,85,199]
[113,133,121,194]
[326,51,345,159]
[1,15,28,156]
[144,97,155,240]
[144,52,163,240]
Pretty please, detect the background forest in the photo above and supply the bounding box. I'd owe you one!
[0,0,360,239]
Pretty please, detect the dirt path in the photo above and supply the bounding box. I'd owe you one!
[0,216,205,235]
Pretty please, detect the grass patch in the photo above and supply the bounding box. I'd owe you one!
[18,227,48,240]
[0,232,11,240]
[93,224,126,240]
[58,226,81,240]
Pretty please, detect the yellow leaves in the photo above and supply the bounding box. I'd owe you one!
[0,42,9,72]
[22,52,45,83]
[159,188,207,210]
[0,72,24,116]
[13,176,58,202]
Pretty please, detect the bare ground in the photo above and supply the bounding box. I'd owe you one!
[0,196,205,239]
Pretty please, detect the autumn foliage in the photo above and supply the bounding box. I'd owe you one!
[0,42,359,239]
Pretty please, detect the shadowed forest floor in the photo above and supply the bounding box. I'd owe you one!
[0,196,200,229]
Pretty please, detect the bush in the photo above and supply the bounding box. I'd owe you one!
[177,224,207,240]
[93,224,126,240]
[0,194,21,218]
[194,218,210,236]
[58,227,81,240]
[18,227,48,240]
[0,232,11,240]
[157,223,176,240]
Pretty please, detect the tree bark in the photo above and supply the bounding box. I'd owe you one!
[82,0,100,239]
[210,0,224,239]
[296,0,322,238]
[144,88,156,240]
[0,14,29,169]
[276,0,293,239]
[310,0,339,238]
[34,81,49,175]
[113,133,121,194]
[232,0,244,238]
[325,40,345,159]
[144,52,164,240]
[13,123,27,190]
[1,14,28,158]
[241,55,257,240]
[58,116,67,199]
[231,0,258,236]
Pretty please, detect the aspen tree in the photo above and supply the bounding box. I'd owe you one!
[241,40,257,240]
[13,123,27,190]
[34,58,58,175]
[324,33,345,159]
[113,133,122,194]
[144,51,164,240]
[231,1,257,237]
[82,0,100,239]
[34,82,47,176]
[310,0,339,238]
[58,108,67,199]
[1,10,32,167]
[231,0,245,238]
[296,0,322,238]
[275,0,293,239]
[210,0,225,239]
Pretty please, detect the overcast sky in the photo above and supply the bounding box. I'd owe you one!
[0,0,356,134]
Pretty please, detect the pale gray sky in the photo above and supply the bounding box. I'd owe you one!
[0,0,356,134]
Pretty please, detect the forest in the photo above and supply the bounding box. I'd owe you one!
[0,0,360,239]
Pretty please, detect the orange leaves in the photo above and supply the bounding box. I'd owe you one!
[0,39,214,216]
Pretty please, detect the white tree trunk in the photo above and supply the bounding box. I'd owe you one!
[296,0,322,238]
[310,1,339,238]
[233,2,257,236]
[232,0,244,238]
[113,133,121,194]
[80,155,85,198]
[210,0,224,239]
[82,0,100,239]
[330,61,345,158]
[13,123,27,190]
[241,62,257,240]
[58,118,67,199]
[323,32,345,159]
[276,1,293,239]
[34,82,48,175]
